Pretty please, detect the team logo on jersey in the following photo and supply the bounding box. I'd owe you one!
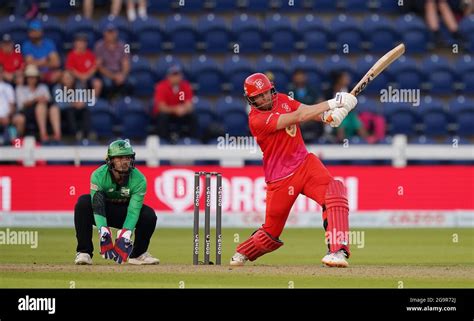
[254,79,264,89]
[120,187,130,197]
[282,103,290,113]
[285,124,297,137]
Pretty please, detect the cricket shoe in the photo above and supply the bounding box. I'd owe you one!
[74,252,92,265]
[128,252,160,265]
[229,252,248,266]
[321,250,349,268]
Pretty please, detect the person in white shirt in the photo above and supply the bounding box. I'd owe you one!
[15,64,61,142]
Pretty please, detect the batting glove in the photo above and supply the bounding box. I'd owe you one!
[327,92,358,112]
[322,108,349,128]
[99,226,118,260]
[113,229,133,264]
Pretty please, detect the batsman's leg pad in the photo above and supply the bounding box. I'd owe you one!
[325,179,350,257]
[236,229,283,261]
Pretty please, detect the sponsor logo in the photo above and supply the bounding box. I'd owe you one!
[90,183,98,191]
[285,124,297,137]
[281,103,290,113]
[254,79,265,89]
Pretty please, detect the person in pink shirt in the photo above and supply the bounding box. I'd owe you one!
[230,73,357,268]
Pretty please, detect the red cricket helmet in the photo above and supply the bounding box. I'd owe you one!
[243,73,277,109]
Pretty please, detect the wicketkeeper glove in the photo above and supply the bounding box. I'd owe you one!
[99,226,118,260]
[113,229,133,264]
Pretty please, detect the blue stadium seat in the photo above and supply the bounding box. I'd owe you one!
[0,16,28,44]
[91,107,115,139]
[396,14,429,53]
[255,55,290,91]
[422,55,457,94]
[189,55,224,95]
[176,138,201,145]
[459,15,474,52]
[129,56,157,97]
[422,111,449,137]
[165,14,198,53]
[341,0,369,12]
[40,15,64,51]
[98,16,132,43]
[222,55,255,95]
[122,110,149,140]
[376,0,402,13]
[385,103,419,136]
[455,55,474,93]
[221,110,249,136]
[363,14,400,53]
[194,97,219,138]
[113,96,146,115]
[355,55,391,95]
[131,17,164,54]
[215,96,247,114]
[356,96,381,114]
[312,0,338,11]
[241,0,270,12]
[264,14,297,54]
[44,0,71,13]
[169,0,204,11]
[448,96,474,113]
[207,0,238,11]
[197,14,231,53]
[322,55,355,80]
[155,55,184,80]
[296,15,331,53]
[231,14,264,53]
[66,15,98,47]
[390,56,425,90]
[277,0,309,11]
[289,55,325,92]
[457,110,474,137]
[329,14,364,53]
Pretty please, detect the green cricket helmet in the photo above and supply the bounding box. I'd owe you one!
[106,139,136,173]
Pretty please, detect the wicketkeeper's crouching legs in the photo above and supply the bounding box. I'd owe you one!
[74,194,157,259]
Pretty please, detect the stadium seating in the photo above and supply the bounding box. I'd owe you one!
[329,14,364,53]
[264,14,297,54]
[165,14,198,53]
[129,56,157,97]
[231,14,264,53]
[65,15,98,47]
[296,15,331,53]
[131,17,164,54]
[189,55,224,95]
[198,14,231,53]
[255,55,290,91]
[222,55,255,95]
[422,55,457,95]
[395,14,429,53]
[363,14,400,53]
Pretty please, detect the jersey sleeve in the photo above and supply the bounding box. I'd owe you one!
[90,170,108,229]
[286,95,301,111]
[122,175,147,230]
[249,111,280,137]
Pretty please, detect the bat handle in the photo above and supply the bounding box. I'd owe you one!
[325,90,357,123]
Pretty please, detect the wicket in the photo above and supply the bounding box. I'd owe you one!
[193,171,222,265]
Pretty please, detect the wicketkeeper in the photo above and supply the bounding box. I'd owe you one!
[74,139,159,265]
[230,73,357,267]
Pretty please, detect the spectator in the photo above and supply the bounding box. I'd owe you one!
[95,22,131,99]
[15,64,61,142]
[22,20,61,84]
[66,33,102,97]
[53,71,91,143]
[82,0,124,19]
[287,69,323,142]
[0,34,24,84]
[126,0,148,21]
[358,109,386,144]
[0,64,18,143]
[153,64,197,143]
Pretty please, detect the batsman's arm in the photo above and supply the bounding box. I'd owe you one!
[90,172,108,229]
[276,101,330,130]
[122,179,147,230]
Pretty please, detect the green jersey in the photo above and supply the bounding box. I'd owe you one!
[90,165,147,230]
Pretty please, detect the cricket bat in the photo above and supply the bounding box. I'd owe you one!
[326,43,405,122]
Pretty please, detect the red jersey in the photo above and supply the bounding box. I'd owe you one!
[65,49,96,73]
[249,93,308,183]
[153,79,193,115]
[0,50,24,73]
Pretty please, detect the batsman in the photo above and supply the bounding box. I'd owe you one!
[74,139,159,265]
[230,73,357,267]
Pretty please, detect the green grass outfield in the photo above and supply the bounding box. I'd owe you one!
[0,228,472,288]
